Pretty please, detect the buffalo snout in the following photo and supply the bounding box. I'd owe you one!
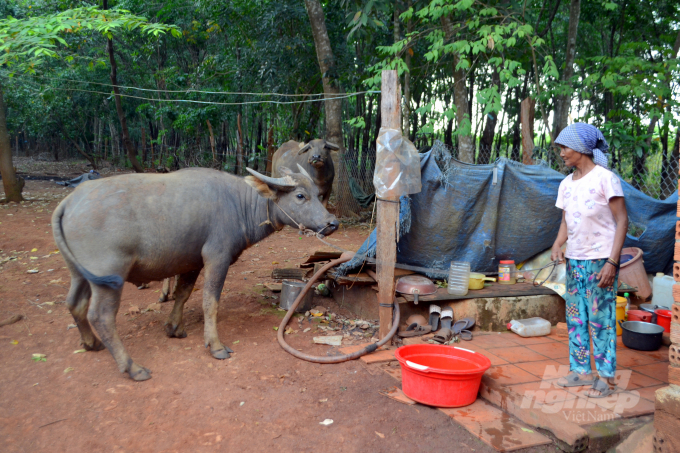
[310,154,324,167]
[319,219,339,237]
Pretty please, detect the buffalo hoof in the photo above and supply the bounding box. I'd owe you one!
[82,338,106,352]
[158,294,174,303]
[164,322,187,338]
[129,363,152,381]
[210,348,231,360]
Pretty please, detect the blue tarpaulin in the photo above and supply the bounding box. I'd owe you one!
[338,143,676,277]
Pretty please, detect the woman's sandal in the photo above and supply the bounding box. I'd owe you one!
[556,372,595,388]
[586,378,617,398]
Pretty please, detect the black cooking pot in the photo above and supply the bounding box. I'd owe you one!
[618,320,664,351]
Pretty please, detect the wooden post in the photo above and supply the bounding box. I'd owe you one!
[376,70,401,339]
[521,97,535,165]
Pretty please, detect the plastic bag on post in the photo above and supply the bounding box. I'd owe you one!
[373,128,422,199]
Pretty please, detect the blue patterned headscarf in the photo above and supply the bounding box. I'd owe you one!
[555,123,610,168]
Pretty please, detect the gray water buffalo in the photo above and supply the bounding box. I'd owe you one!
[52,166,338,381]
[272,139,338,207]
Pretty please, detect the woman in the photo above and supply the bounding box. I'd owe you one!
[551,123,628,398]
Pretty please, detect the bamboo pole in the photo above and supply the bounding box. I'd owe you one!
[376,70,401,339]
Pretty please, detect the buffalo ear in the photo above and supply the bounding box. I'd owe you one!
[245,177,276,199]
[324,141,340,151]
[297,143,312,155]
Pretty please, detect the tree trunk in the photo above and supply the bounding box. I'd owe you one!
[0,82,23,202]
[305,0,352,216]
[236,112,244,175]
[552,0,581,138]
[104,0,143,173]
[207,120,216,165]
[479,70,501,163]
[266,125,275,175]
[441,15,474,163]
[521,97,536,165]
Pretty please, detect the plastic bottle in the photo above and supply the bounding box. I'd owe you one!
[652,273,674,309]
[498,260,517,285]
[624,292,630,312]
[447,261,470,296]
[508,318,551,337]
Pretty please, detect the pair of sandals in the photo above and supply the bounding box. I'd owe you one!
[557,373,617,398]
[429,305,475,344]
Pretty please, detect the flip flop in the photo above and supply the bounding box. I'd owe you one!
[432,327,453,344]
[429,305,441,331]
[586,379,617,398]
[398,323,433,338]
[440,308,453,331]
[458,317,476,341]
[556,372,595,388]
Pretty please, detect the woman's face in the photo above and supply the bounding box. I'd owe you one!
[559,145,588,168]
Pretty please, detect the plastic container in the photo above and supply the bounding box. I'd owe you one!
[498,260,517,285]
[616,296,627,336]
[655,309,672,333]
[624,292,630,312]
[508,318,551,337]
[394,344,491,407]
[627,310,654,323]
[652,273,674,309]
[618,247,652,301]
[447,261,470,296]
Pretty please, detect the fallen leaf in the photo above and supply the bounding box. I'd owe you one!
[232,340,240,344]
[273,327,279,331]
[319,419,333,426]
[31,248,37,252]
[303,327,311,333]
[32,353,46,358]
[521,427,534,433]
[11,340,18,345]
[63,367,74,374]
[375,432,385,439]
[27,269,39,274]
[272,261,279,264]
[319,398,328,403]
[239,402,245,406]
[73,349,86,354]
[30,256,38,260]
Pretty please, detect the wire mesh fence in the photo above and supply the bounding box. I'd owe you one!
[333,140,679,217]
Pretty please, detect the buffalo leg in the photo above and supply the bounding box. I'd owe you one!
[164,270,200,338]
[87,284,151,381]
[201,262,232,359]
[158,276,176,302]
[65,275,104,351]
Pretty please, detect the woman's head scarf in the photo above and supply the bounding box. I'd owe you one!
[554,123,610,168]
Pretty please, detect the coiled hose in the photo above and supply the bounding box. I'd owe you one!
[277,252,401,363]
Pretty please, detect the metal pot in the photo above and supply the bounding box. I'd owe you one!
[395,275,437,305]
[280,280,314,313]
[618,320,664,351]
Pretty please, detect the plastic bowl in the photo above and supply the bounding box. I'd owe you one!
[394,344,491,407]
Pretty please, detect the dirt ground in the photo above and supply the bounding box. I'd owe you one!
[1,166,558,453]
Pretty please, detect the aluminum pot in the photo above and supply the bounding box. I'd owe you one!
[395,275,437,305]
[280,280,314,313]
[618,320,664,351]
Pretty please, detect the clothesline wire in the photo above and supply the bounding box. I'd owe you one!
[10,73,380,99]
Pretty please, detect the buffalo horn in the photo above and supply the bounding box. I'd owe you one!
[297,143,312,155]
[324,141,340,150]
[245,168,296,189]
[296,164,313,181]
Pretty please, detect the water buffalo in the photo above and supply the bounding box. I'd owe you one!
[272,139,338,207]
[52,166,338,381]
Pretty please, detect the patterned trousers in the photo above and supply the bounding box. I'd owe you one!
[565,258,618,378]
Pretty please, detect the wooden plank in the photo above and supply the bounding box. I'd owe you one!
[521,97,536,165]
[271,268,307,280]
[302,250,343,264]
[399,282,557,302]
[376,70,401,340]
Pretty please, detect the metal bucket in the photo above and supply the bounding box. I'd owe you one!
[280,280,313,313]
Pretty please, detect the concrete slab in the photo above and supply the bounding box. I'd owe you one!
[441,399,552,452]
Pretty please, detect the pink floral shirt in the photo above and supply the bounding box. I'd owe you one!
[555,165,624,260]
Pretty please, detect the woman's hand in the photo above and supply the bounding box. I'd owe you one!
[551,244,564,263]
[596,262,617,288]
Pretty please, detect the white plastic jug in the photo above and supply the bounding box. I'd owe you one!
[652,273,674,309]
[508,318,551,337]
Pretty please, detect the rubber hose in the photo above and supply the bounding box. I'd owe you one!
[277,254,401,363]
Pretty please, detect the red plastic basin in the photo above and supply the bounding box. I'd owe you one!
[655,309,672,333]
[394,344,491,408]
